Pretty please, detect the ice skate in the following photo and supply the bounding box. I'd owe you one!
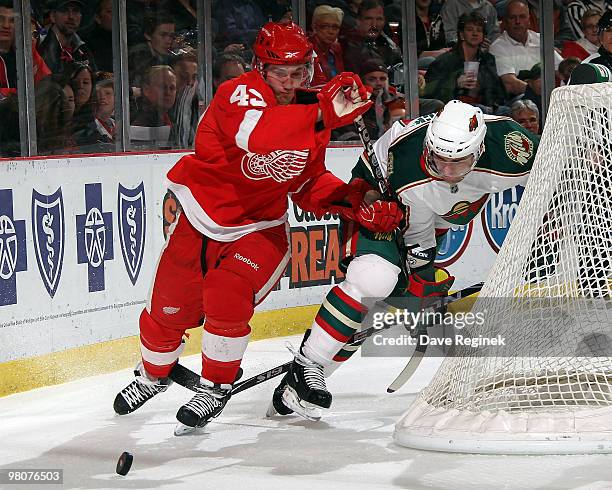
[266,373,294,417]
[113,362,172,415]
[174,379,231,436]
[281,345,331,421]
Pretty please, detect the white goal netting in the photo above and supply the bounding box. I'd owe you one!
[395,82,612,454]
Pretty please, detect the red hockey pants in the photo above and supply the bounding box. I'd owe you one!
[140,213,289,384]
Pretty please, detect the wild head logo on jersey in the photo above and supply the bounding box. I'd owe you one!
[241,150,309,183]
[504,131,533,165]
[440,194,489,225]
[468,114,479,132]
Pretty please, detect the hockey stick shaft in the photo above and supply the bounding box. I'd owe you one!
[169,282,483,395]
[353,116,412,280]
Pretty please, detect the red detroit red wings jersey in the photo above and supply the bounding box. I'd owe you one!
[167,70,346,242]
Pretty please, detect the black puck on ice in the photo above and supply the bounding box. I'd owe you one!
[116,451,133,476]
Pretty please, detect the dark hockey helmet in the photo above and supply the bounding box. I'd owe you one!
[253,22,315,85]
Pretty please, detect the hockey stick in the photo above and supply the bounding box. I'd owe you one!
[386,282,483,393]
[353,115,411,280]
[169,361,291,394]
[169,281,483,395]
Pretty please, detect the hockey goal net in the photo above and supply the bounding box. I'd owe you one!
[394,82,612,454]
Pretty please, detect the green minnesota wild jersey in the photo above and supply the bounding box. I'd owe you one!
[352,114,540,250]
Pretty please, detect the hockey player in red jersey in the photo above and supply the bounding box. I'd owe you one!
[113,21,403,434]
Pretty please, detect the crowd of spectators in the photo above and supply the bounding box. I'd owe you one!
[2,0,612,157]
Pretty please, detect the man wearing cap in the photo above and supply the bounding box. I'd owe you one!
[517,62,542,127]
[37,0,96,74]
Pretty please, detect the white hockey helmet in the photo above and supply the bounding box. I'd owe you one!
[424,100,486,177]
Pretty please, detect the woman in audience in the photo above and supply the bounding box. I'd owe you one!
[423,11,507,114]
[309,5,345,87]
[35,73,76,154]
[67,62,96,135]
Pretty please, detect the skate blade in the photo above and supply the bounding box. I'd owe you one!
[281,387,322,421]
[265,400,278,418]
[174,420,210,436]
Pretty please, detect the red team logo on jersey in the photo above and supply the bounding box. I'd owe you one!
[241,150,310,182]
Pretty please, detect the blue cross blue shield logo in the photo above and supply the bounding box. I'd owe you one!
[32,188,65,298]
[118,182,146,285]
[0,189,27,306]
[76,183,114,292]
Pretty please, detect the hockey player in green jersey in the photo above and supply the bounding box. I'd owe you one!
[271,100,540,420]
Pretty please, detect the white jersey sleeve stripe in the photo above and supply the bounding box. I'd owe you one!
[236,109,263,152]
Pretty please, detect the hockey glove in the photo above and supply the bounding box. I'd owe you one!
[331,178,403,233]
[407,267,455,298]
[317,72,373,129]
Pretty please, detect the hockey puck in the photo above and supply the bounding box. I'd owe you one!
[116,451,133,476]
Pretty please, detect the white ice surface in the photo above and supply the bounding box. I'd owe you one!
[1,334,611,490]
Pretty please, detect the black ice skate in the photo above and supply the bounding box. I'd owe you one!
[113,362,172,415]
[282,345,332,421]
[174,379,231,436]
[266,372,294,417]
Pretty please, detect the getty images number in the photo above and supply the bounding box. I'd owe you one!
[230,85,266,107]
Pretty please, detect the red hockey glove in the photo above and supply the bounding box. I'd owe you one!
[331,178,403,233]
[317,72,373,129]
[356,200,403,233]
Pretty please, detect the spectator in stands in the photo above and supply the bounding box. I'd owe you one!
[0,92,19,156]
[37,0,97,74]
[35,73,76,154]
[424,11,507,113]
[131,64,176,127]
[490,0,562,97]
[359,58,397,138]
[0,0,50,96]
[72,68,115,151]
[562,9,602,60]
[525,0,574,48]
[212,52,247,92]
[567,0,612,40]
[510,98,539,134]
[583,10,612,71]
[213,0,266,51]
[441,0,500,47]
[415,0,449,69]
[342,0,402,73]
[309,5,345,87]
[517,61,542,125]
[128,13,175,87]
[127,0,198,45]
[67,61,96,135]
[80,0,113,72]
[559,56,582,84]
[169,49,198,149]
[93,71,115,142]
[171,48,197,92]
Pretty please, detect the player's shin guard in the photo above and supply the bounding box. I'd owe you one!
[302,285,368,366]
